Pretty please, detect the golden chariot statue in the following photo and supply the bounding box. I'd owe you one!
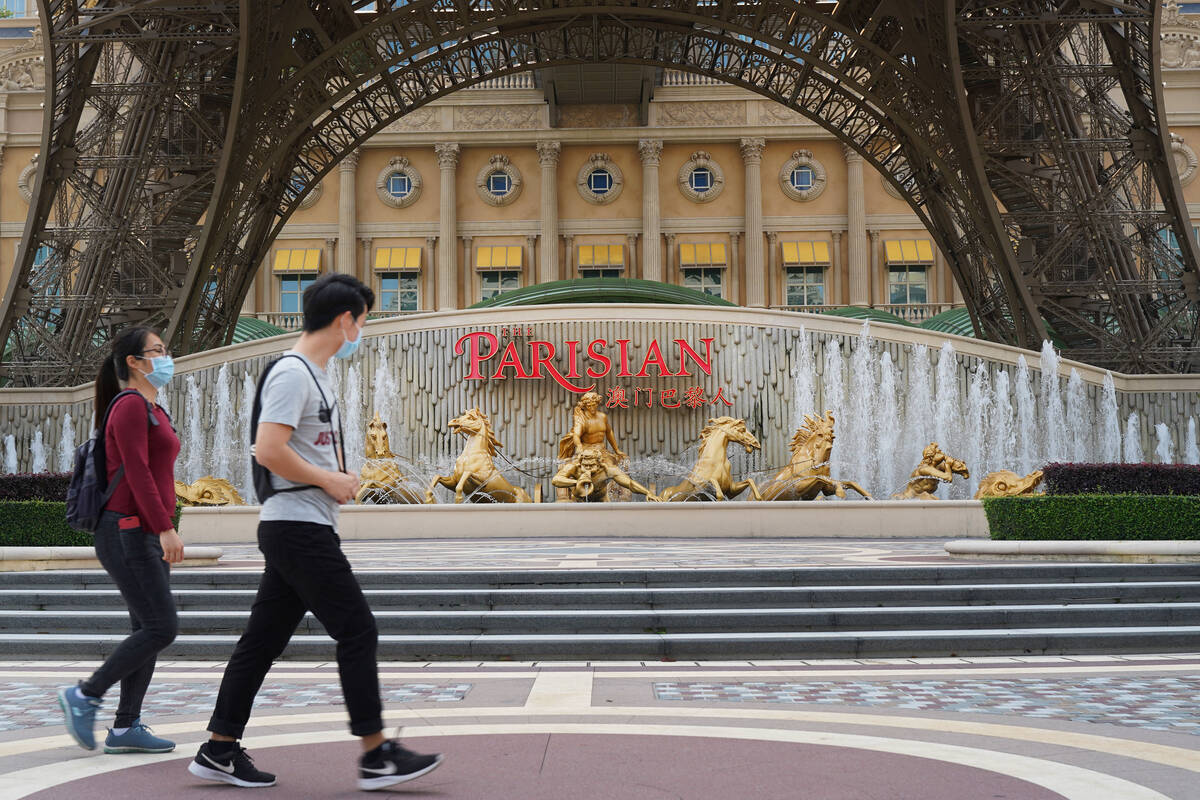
[974,469,1044,499]
[552,391,659,502]
[760,411,872,501]
[356,412,422,504]
[893,443,970,500]
[425,408,538,503]
[175,477,244,507]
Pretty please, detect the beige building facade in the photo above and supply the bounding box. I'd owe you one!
[2,5,1200,332]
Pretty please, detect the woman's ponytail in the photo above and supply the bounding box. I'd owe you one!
[93,326,156,431]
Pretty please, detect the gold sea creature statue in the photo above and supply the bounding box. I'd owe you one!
[893,443,970,500]
[974,469,1044,499]
[552,391,658,502]
[425,408,536,503]
[175,476,244,506]
[760,411,872,501]
[356,412,422,505]
[660,416,763,502]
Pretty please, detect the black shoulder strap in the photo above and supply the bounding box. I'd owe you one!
[270,353,346,473]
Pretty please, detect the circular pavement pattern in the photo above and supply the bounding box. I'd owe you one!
[26,734,1065,800]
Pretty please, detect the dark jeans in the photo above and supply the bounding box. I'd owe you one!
[208,521,382,738]
[82,510,178,728]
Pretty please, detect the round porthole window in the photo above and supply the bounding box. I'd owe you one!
[375,156,423,209]
[677,152,725,203]
[779,150,827,202]
[576,153,624,205]
[476,154,523,206]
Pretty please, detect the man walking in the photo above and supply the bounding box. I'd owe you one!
[188,274,442,790]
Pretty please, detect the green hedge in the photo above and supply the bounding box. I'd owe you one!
[0,502,93,547]
[983,494,1200,540]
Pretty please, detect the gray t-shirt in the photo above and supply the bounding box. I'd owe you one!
[258,352,343,528]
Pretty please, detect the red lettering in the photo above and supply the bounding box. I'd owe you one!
[586,339,612,379]
[490,341,534,379]
[635,339,675,378]
[455,331,500,379]
[676,338,714,377]
[531,340,594,393]
[616,339,633,377]
[563,340,582,379]
[633,387,654,407]
[661,388,681,409]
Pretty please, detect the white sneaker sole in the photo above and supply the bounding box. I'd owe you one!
[188,759,277,788]
[358,754,443,791]
[105,743,175,754]
[56,688,95,751]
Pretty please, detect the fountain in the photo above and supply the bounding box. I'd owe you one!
[988,368,1016,484]
[845,323,877,492]
[790,326,815,434]
[902,344,934,479]
[1124,413,1143,463]
[1186,419,1200,466]
[240,372,256,502]
[3,434,16,474]
[57,412,75,473]
[876,351,901,496]
[933,342,959,498]
[212,365,235,485]
[822,339,846,480]
[1155,423,1175,464]
[1014,356,1038,474]
[183,375,204,484]
[30,430,46,473]
[1099,372,1122,463]
[963,363,990,498]
[343,363,364,477]
[1039,342,1067,464]
[1065,370,1092,464]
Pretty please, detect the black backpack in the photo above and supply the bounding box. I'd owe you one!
[250,354,347,503]
[65,390,160,532]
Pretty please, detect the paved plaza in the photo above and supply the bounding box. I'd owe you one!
[0,539,1195,799]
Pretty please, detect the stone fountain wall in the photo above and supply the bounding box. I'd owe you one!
[2,308,1198,502]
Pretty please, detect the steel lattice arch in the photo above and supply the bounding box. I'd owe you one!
[1,0,1198,386]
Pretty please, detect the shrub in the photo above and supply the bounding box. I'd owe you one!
[0,502,93,547]
[0,473,72,502]
[984,494,1200,540]
[1042,463,1200,496]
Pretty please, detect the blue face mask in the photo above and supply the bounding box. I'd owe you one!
[138,355,175,389]
[335,322,363,359]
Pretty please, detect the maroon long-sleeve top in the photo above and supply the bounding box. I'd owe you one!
[104,392,180,534]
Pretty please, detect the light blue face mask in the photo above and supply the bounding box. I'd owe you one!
[139,355,175,389]
[335,322,363,359]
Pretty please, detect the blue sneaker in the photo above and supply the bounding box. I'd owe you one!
[104,718,175,754]
[57,686,101,750]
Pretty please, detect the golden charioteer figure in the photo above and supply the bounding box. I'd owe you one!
[552,391,659,502]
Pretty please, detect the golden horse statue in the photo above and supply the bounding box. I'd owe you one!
[356,412,422,505]
[893,443,970,500]
[974,469,1044,499]
[175,476,244,506]
[760,411,872,501]
[425,408,536,504]
[660,416,764,502]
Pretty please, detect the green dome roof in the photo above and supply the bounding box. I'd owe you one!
[918,307,977,337]
[469,278,738,309]
[819,305,915,327]
[231,317,288,344]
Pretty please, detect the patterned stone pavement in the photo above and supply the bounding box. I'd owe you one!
[213,538,961,570]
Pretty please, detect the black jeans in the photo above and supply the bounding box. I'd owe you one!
[208,521,383,738]
[82,510,178,728]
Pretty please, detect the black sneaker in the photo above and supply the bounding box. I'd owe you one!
[358,740,442,791]
[188,740,277,788]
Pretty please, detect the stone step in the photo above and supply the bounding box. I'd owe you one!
[0,602,1197,635]
[1,581,1196,611]
[2,624,1198,660]
[5,563,1199,590]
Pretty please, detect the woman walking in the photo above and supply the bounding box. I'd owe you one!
[57,326,184,753]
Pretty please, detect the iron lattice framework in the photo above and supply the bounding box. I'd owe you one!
[0,0,1197,386]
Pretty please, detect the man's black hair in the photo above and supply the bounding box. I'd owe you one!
[302,273,375,332]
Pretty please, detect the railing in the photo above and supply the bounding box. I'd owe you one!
[247,311,420,332]
[771,303,963,324]
[662,70,727,87]
[469,73,536,90]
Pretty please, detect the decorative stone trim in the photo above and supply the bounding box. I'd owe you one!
[17,155,36,204]
[475,154,523,206]
[779,150,827,202]
[881,173,904,200]
[376,156,423,209]
[1171,134,1198,187]
[576,153,624,205]
[638,139,663,167]
[297,178,323,210]
[677,151,725,204]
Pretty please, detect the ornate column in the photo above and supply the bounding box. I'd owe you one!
[638,139,664,282]
[664,232,677,284]
[337,149,360,276]
[831,231,843,306]
[461,234,474,304]
[525,234,539,280]
[740,137,767,307]
[625,233,639,278]
[324,238,337,276]
[434,143,461,309]
[845,146,868,306]
[424,236,438,310]
[359,237,372,286]
[869,229,882,307]
[729,231,741,303]
[766,231,779,307]
[564,234,576,275]
[536,141,561,284]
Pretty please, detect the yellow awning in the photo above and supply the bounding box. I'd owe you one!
[885,239,934,264]
[679,242,728,267]
[781,241,831,266]
[476,245,523,270]
[374,246,422,271]
[272,248,321,273]
[577,244,624,269]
